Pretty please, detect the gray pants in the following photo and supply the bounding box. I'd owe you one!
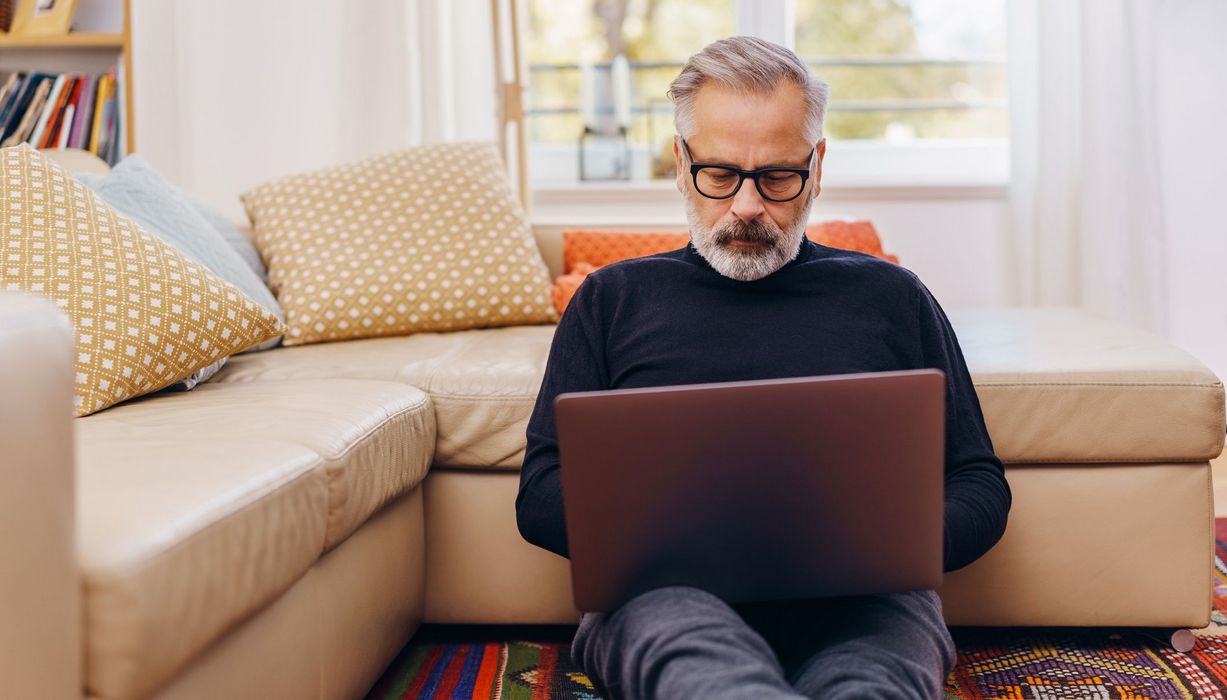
[572,586,955,700]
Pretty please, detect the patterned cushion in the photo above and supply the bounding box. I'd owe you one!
[553,221,900,313]
[0,144,284,416]
[77,155,286,391]
[241,142,558,346]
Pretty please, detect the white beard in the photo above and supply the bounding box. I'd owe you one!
[685,194,810,282]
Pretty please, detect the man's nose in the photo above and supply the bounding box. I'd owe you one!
[729,177,766,222]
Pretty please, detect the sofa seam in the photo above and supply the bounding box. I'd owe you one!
[1000,456,1223,465]
[975,381,1224,389]
[323,392,433,462]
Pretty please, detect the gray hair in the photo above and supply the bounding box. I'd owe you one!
[668,36,831,143]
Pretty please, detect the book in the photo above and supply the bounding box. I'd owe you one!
[56,105,74,149]
[0,73,21,120]
[27,74,66,148]
[2,79,51,148]
[0,72,27,134]
[68,74,98,150]
[116,55,126,158]
[89,75,112,157]
[40,75,78,149]
[98,79,118,164]
[0,73,48,141]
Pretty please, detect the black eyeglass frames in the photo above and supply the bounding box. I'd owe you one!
[680,138,814,203]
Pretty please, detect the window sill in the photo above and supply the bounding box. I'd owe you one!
[528,139,1010,226]
[530,179,1008,227]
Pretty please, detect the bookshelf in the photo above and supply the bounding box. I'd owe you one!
[0,0,135,154]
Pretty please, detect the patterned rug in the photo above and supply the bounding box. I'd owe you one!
[366,521,1227,699]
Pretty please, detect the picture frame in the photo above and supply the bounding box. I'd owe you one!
[10,0,77,37]
[1,0,15,34]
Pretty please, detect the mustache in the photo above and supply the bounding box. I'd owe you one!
[711,219,781,246]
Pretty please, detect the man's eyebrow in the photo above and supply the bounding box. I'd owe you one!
[691,149,812,170]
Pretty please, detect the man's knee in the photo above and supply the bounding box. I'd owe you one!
[572,585,735,661]
[798,645,949,700]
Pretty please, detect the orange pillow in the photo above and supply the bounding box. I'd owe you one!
[553,221,899,314]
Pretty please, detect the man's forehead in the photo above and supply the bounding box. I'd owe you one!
[688,82,813,167]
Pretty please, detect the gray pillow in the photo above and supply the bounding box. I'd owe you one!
[78,156,284,390]
[187,193,269,283]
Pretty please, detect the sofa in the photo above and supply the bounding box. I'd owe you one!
[2,171,1224,700]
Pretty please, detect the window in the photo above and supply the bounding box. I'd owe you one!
[794,0,1007,143]
[524,0,1008,189]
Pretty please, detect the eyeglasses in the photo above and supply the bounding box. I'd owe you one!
[680,138,814,203]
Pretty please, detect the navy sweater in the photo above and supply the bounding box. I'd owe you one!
[517,239,1011,572]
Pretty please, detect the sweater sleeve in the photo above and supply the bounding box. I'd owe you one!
[517,276,610,559]
[914,281,1012,572]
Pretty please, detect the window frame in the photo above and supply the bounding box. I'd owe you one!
[526,0,1011,219]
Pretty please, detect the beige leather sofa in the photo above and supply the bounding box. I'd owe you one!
[2,213,1223,698]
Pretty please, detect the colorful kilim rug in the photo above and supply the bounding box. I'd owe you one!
[366,520,1227,699]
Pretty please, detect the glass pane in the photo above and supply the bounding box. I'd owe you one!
[794,0,1008,141]
[525,0,734,183]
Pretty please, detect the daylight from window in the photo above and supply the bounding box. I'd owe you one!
[524,0,1007,185]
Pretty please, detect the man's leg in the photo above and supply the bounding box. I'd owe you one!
[780,590,956,700]
[571,586,809,700]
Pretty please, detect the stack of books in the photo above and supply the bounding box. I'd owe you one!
[0,68,125,165]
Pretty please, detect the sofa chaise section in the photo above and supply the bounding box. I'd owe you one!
[72,378,435,698]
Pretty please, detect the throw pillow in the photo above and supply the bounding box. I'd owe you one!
[0,144,284,416]
[552,222,901,314]
[186,193,269,282]
[78,155,284,356]
[241,142,557,346]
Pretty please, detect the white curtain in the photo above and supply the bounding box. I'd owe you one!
[406,0,498,147]
[1008,0,1168,334]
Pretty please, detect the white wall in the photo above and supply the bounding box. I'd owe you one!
[815,192,1010,309]
[1156,0,1227,381]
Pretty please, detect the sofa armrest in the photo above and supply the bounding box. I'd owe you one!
[0,292,80,698]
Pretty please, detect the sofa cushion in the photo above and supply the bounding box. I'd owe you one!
[214,325,553,468]
[75,379,435,699]
[950,308,1225,463]
[240,142,557,346]
[77,155,285,353]
[215,309,1224,469]
[0,145,284,416]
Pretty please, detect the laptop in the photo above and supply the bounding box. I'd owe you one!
[555,369,946,612]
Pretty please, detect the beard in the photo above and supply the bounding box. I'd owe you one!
[685,194,810,282]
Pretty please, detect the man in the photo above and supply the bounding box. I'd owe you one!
[517,37,1011,700]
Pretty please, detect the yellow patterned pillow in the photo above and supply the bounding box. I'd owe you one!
[241,142,558,346]
[0,145,284,416]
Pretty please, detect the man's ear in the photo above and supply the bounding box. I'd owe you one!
[811,138,827,201]
[674,136,686,195]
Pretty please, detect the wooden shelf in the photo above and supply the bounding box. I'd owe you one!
[0,32,125,49]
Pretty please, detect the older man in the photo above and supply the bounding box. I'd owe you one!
[517,37,1010,699]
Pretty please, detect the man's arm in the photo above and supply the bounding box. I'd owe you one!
[914,281,1012,572]
[517,276,610,559]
